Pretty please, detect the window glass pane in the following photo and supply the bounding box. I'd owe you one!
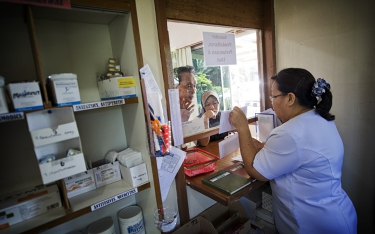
[191,30,260,117]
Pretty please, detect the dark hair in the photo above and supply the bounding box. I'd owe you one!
[271,68,335,121]
[176,65,195,84]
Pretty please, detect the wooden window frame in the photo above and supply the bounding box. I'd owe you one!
[154,0,276,226]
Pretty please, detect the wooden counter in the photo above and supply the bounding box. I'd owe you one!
[185,140,266,206]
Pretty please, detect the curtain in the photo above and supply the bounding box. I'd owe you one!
[171,46,193,68]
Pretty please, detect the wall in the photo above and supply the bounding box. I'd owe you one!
[274,0,375,233]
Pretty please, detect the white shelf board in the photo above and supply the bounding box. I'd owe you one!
[68,179,141,212]
[0,207,66,234]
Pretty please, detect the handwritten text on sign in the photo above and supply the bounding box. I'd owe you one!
[203,32,237,66]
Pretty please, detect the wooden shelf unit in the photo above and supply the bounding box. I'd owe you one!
[0,1,159,233]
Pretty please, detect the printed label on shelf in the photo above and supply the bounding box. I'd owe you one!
[0,112,24,122]
[90,188,138,211]
[73,99,125,112]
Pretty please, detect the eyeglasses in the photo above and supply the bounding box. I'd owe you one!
[269,93,286,102]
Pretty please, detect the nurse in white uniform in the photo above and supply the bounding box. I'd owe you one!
[230,68,357,234]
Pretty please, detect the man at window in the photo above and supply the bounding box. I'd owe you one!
[176,65,197,122]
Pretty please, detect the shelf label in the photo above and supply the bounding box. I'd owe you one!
[0,112,24,122]
[73,99,125,112]
[90,188,138,211]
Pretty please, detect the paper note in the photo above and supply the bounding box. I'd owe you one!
[261,108,282,127]
[219,106,248,134]
[218,133,240,158]
[182,118,205,137]
[140,64,163,99]
[168,89,184,146]
[156,147,186,202]
[255,113,275,142]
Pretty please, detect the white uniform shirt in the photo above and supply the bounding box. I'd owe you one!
[254,110,357,234]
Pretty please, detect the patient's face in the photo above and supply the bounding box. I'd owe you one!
[178,72,196,102]
[204,96,219,115]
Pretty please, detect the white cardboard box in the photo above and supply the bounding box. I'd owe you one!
[97,76,136,100]
[6,82,43,112]
[119,163,149,187]
[49,79,81,106]
[26,108,87,184]
[64,169,96,198]
[0,184,62,230]
[93,161,121,188]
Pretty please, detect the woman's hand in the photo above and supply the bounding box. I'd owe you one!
[229,106,248,129]
[202,110,216,129]
[204,110,216,120]
[252,138,265,151]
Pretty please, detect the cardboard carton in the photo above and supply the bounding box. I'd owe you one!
[93,161,121,188]
[7,82,43,112]
[119,163,149,187]
[97,76,136,100]
[0,184,62,229]
[49,79,81,106]
[64,169,96,198]
[199,201,251,234]
[172,216,217,234]
[26,107,87,184]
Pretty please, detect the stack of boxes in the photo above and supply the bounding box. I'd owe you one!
[63,148,149,200]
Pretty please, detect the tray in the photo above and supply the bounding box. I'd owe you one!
[184,148,219,177]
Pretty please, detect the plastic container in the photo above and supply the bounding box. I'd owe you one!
[117,205,145,234]
[183,148,219,177]
[87,217,115,234]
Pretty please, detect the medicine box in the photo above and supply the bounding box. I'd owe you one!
[64,169,96,198]
[49,79,81,106]
[97,76,136,100]
[93,161,121,188]
[119,163,149,187]
[26,107,87,184]
[0,184,62,230]
[6,82,43,112]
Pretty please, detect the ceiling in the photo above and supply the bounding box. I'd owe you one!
[167,21,232,51]
[167,21,258,63]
